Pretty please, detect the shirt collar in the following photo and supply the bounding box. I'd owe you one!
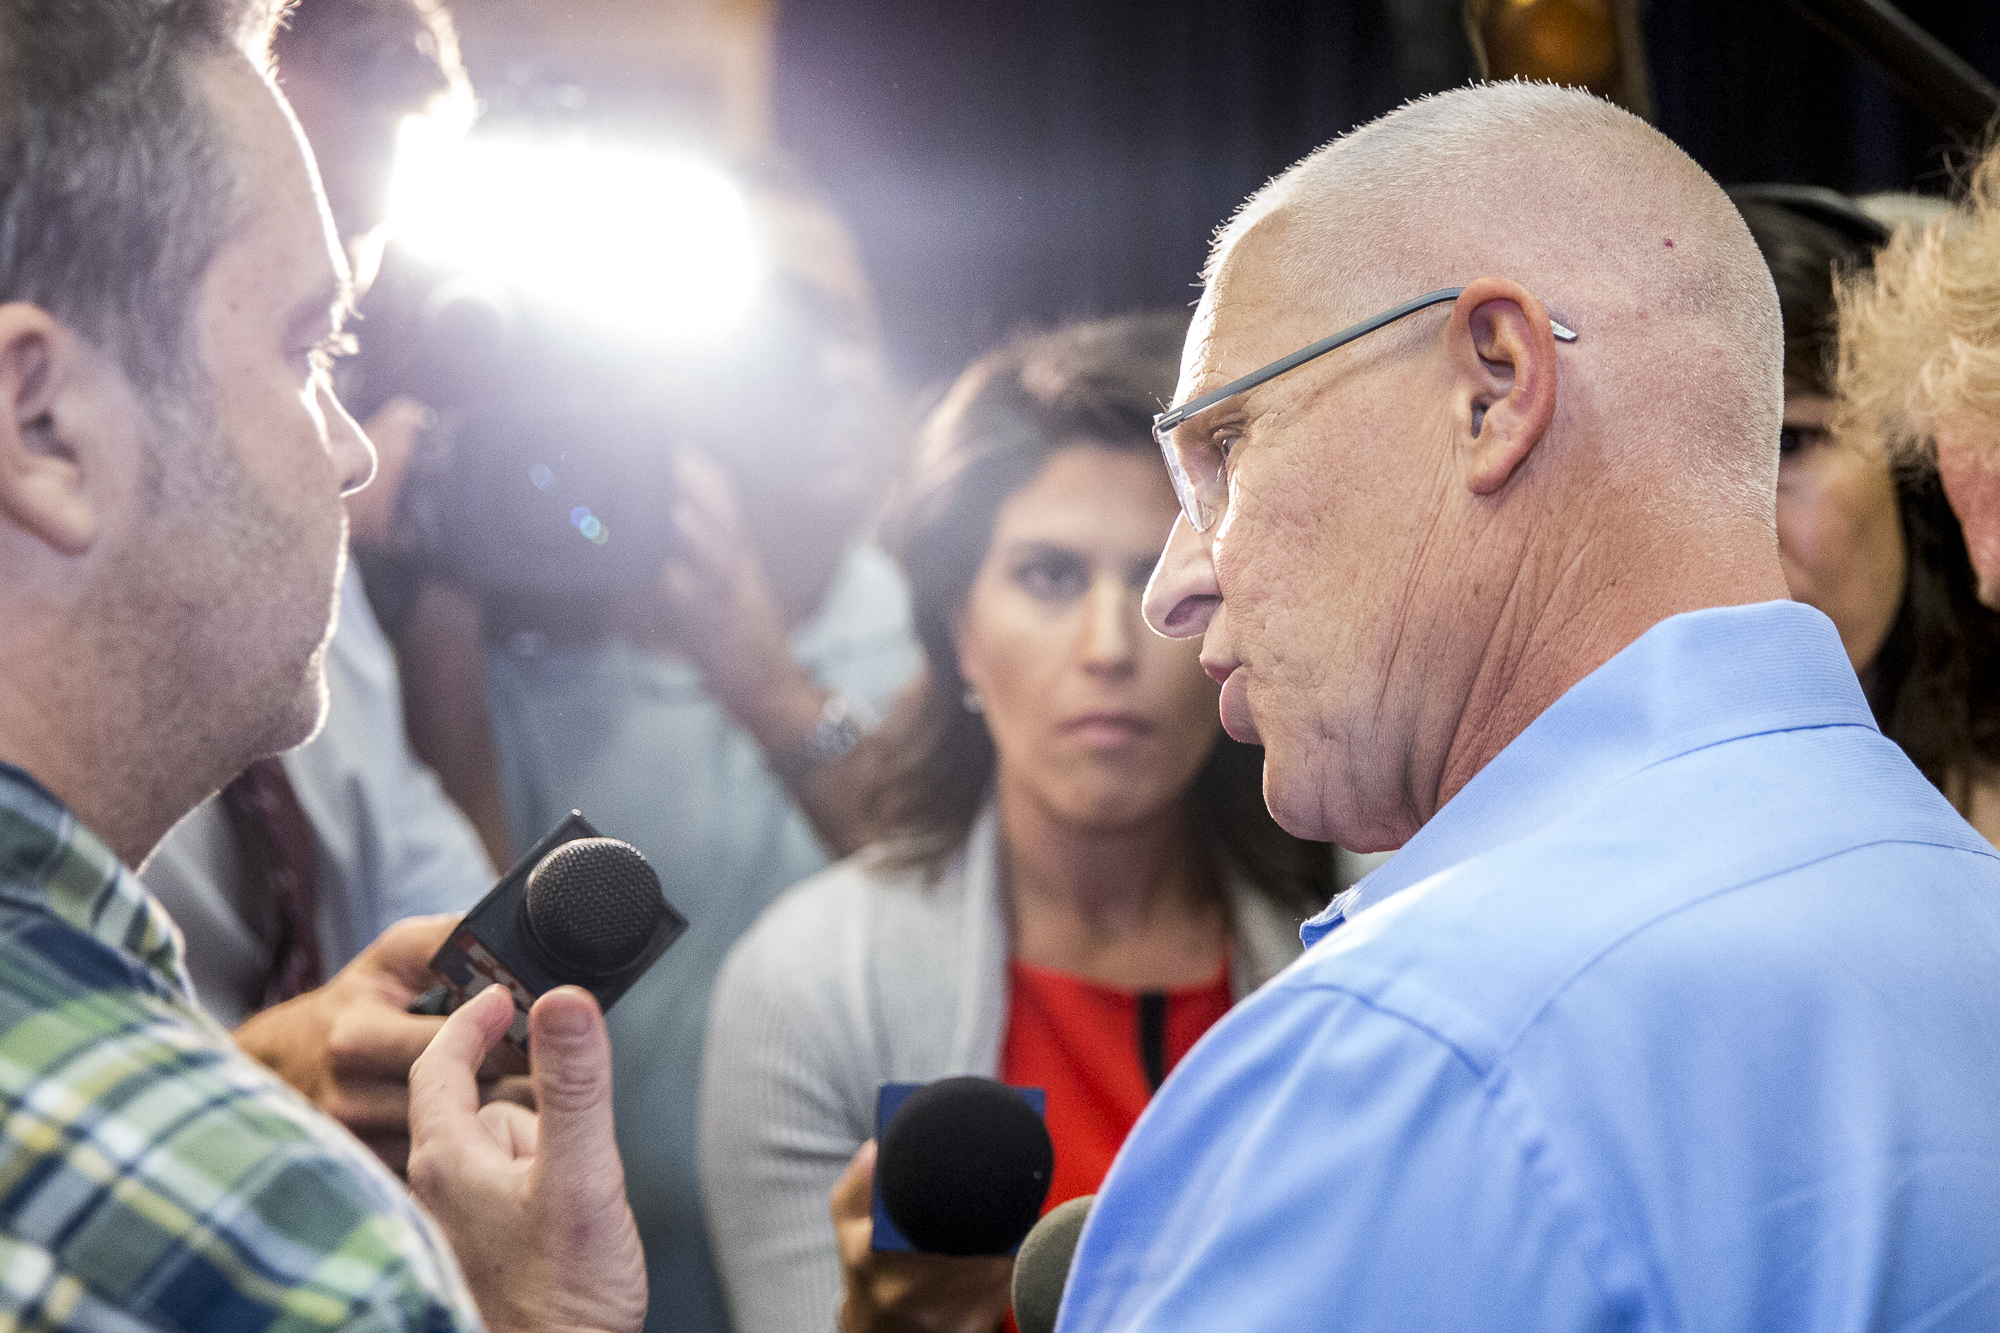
[0,762,193,994]
[1303,601,1874,947]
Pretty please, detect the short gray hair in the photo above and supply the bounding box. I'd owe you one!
[1206,82,1784,521]
[0,0,284,398]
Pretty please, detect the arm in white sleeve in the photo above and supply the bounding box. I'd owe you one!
[699,895,880,1333]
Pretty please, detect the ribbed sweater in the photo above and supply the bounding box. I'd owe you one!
[696,807,1307,1333]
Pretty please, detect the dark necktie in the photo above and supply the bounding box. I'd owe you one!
[218,757,323,1009]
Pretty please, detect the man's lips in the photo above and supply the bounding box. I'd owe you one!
[1212,664,1261,744]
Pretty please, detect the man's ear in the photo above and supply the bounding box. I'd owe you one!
[1448,277,1561,497]
[0,303,95,556]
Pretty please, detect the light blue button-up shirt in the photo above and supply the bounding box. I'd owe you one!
[1061,601,2000,1332]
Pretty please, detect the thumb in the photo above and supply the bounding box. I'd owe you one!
[527,987,622,1186]
[829,1138,877,1224]
[366,913,459,990]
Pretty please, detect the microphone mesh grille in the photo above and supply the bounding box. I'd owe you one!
[878,1076,1053,1256]
[524,838,665,976]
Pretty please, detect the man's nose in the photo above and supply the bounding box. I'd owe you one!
[1143,514,1221,639]
[321,382,376,497]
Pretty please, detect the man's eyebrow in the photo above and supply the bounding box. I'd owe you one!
[1175,391,1249,436]
[1168,355,1271,419]
[287,277,357,344]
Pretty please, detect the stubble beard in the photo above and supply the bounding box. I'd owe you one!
[95,397,340,825]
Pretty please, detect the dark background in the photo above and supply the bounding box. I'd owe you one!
[771,0,2000,390]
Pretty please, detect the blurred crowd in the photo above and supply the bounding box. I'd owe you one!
[10,0,2000,1330]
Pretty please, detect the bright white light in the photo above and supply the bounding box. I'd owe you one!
[387,119,763,343]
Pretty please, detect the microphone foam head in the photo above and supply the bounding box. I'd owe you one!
[524,837,666,977]
[1011,1194,1093,1333]
[878,1075,1054,1257]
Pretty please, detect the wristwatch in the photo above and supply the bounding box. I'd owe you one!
[775,689,864,788]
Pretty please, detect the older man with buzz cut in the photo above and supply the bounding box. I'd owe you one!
[0,1,641,1330]
[1056,84,2000,1332]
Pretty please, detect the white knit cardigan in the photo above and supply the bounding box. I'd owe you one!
[696,806,1307,1333]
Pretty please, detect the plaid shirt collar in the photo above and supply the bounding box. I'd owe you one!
[0,761,193,997]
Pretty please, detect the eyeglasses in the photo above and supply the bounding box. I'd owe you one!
[1153,287,1579,532]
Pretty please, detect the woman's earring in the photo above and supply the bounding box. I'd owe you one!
[962,686,984,715]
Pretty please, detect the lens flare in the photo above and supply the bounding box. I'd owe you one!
[387,119,763,342]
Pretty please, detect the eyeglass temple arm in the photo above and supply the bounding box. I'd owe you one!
[1155,287,1579,433]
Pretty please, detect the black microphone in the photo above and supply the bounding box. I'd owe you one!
[874,1076,1054,1257]
[409,811,688,1050]
[1011,1194,1093,1333]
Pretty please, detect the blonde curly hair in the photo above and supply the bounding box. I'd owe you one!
[1835,156,1993,458]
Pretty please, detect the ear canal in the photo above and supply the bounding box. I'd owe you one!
[23,410,68,460]
[1472,403,1489,437]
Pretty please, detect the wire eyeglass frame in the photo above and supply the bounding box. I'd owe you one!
[1152,286,1579,532]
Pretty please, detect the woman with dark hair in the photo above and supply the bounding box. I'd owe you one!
[697,312,1332,1333]
[1734,187,2000,841]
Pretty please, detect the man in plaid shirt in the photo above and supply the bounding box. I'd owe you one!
[0,767,480,1328]
[0,1,646,1330]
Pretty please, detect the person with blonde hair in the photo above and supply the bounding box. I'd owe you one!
[1733,188,2000,846]
[1838,146,2000,605]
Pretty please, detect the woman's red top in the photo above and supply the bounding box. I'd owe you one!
[999,954,1235,1216]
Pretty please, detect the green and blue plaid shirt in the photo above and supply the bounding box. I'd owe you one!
[0,762,484,1331]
